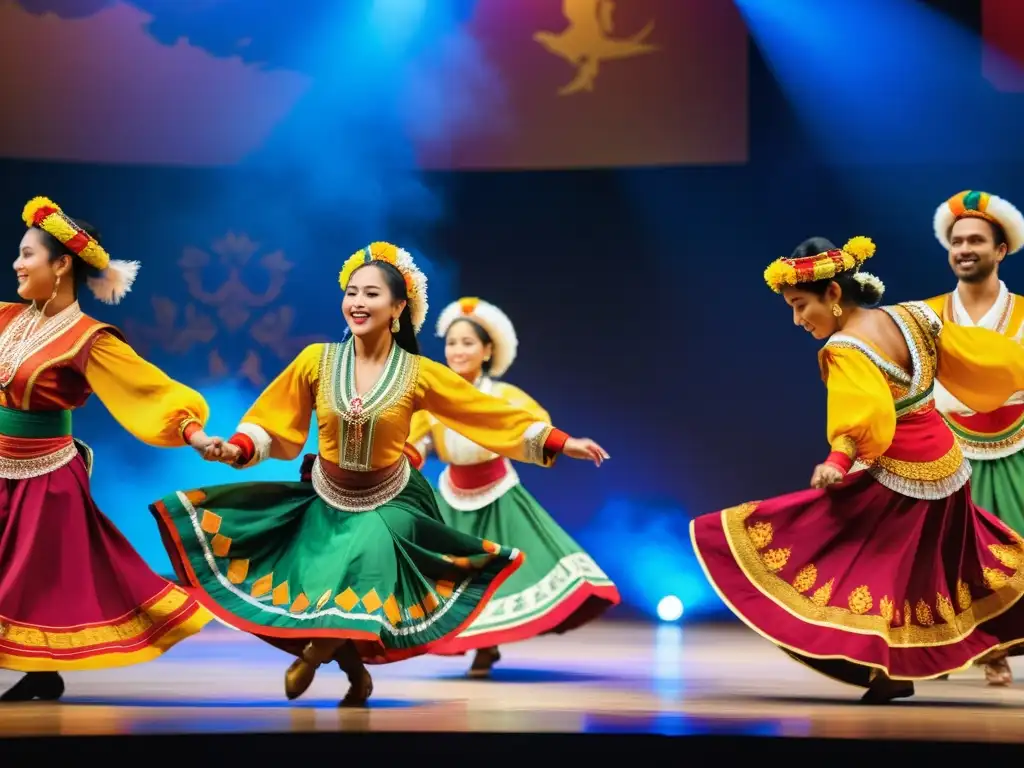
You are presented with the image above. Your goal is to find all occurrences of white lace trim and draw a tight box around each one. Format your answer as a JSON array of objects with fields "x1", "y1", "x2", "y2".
[
  {"x1": 0, "y1": 440, "x2": 77, "y2": 479},
  {"x1": 311, "y1": 455, "x2": 411, "y2": 512},
  {"x1": 234, "y1": 422, "x2": 272, "y2": 467},
  {"x1": 853, "y1": 458, "x2": 972, "y2": 500}
]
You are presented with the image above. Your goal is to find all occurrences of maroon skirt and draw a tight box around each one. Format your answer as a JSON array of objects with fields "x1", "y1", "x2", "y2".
[
  {"x1": 0, "y1": 452, "x2": 210, "y2": 672},
  {"x1": 691, "y1": 470, "x2": 1024, "y2": 684}
]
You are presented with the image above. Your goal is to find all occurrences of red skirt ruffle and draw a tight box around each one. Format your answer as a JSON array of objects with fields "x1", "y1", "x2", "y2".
[
  {"x1": 0, "y1": 453, "x2": 210, "y2": 671},
  {"x1": 691, "y1": 470, "x2": 1024, "y2": 684}
]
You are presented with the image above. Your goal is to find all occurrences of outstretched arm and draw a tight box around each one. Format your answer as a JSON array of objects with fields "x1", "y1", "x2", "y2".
[
  {"x1": 84, "y1": 331, "x2": 212, "y2": 450},
  {"x1": 416, "y1": 357, "x2": 608, "y2": 467},
  {"x1": 211, "y1": 344, "x2": 322, "y2": 468}
]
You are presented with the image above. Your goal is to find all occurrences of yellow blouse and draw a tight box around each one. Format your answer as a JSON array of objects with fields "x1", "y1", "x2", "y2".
[
  {"x1": 820, "y1": 344, "x2": 896, "y2": 464},
  {"x1": 408, "y1": 377, "x2": 551, "y2": 465},
  {"x1": 85, "y1": 333, "x2": 211, "y2": 448},
  {"x1": 232, "y1": 340, "x2": 559, "y2": 471},
  {"x1": 820, "y1": 301, "x2": 1024, "y2": 464}
]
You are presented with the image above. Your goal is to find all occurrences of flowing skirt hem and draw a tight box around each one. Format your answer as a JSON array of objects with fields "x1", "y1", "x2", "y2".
[
  {"x1": 0, "y1": 592, "x2": 212, "y2": 673},
  {"x1": 690, "y1": 515, "x2": 1024, "y2": 685},
  {"x1": 151, "y1": 497, "x2": 525, "y2": 664},
  {"x1": 432, "y1": 582, "x2": 621, "y2": 654}
]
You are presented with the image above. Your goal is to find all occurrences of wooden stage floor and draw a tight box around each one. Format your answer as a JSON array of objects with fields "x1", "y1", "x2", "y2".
[{"x1": 2, "y1": 620, "x2": 1024, "y2": 746}]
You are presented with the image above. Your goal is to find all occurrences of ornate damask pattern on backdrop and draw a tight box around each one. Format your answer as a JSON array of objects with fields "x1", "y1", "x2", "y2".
[{"x1": 123, "y1": 232, "x2": 326, "y2": 387}]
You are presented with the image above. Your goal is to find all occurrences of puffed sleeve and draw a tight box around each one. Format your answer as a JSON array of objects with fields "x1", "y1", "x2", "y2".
[
  {"x1": 225, "y1": 343, "x2": 322, "y2": 467},
  {"x1": 415, "y1": 357, "x2": 567, "y2": 467},
  {"x1": 819, "y1": 345, "x2": 897, "y2": 473},
  {"x1": 495, "y1": 382, "x2": 552, "y2": 423},
  {"x1": 84, "y1": 331, "x2": 210, "y2": 448},
  {"x1": 936, "y1": 322, "x2": 1024, "y2": 414}
]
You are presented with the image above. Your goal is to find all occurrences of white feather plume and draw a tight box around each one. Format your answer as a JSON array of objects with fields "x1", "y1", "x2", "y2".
[
  {"x1": 86, "y1": 259, "x2": 140, "y2": 305},
  {"x1": 393, "y1": 247, "x2": 428, "y2": 333}
]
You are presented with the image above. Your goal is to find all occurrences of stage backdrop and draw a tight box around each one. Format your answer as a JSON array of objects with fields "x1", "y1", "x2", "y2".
[
  {"x1": 0, "y1": 0, "x2": 747, "y2": 169},
  {"x1": 4, "y1": 152, "x2": 1024, "y2": 624}
]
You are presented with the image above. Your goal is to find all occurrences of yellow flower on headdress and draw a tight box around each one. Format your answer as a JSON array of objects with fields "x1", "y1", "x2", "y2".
[
  {"x1": 843, "y1": 236, "x2": 876, "y2": 264},
  {"x1": 338, "y1": 248, "x2": 367, "y2": 293},
  {"x1": 22, "y1": 196, "x2": 58, "y2": 227},
  {"x1": 764, "y1": 259, "x2": 797, "y2": 293}
]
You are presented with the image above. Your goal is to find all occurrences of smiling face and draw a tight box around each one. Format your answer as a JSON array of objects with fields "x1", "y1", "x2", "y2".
[
  {"x1": 948, "y1": 217, "x2": 1006, "y2": 283},
  {"x1": 14, "y1": 228, "x2": 69, "y2": 302},
  {"x1": 445, "y1": 319, "x2": 492, "y2": 380},
  {"x1": 341, "y1": 263, "x2": 406, "y2": 338},
  {"x1": 782, "y1": 282, "x2": 842, "y2": 340}
]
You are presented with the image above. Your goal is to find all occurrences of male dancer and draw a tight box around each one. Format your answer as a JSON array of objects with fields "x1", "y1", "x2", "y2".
[{"x1": 926, "y1": 189, "x2": 1024, "y2": 686}]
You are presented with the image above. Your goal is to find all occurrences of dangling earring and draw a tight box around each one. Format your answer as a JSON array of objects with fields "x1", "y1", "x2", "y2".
[
  {"x1": 391, "y1": 317, "x2": 400, "y2": 333},
  {"x1": 831, "y1": 304, "x2": 843, "y2": 318},
  {"x1": 37, "y1": 274, "x2": 60, "y2": 315}
]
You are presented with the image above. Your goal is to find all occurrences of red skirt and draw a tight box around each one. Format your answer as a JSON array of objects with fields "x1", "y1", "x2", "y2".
[
  {"x1": 691, "y1": 470, "x2": 1024, "y2": 684},
  {"x1": 0, "y1": 453, "x2": 211, "y2": 672}
]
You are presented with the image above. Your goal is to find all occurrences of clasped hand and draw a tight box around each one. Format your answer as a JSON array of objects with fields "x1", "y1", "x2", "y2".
[{"x1": 187, "y1": 430, "x2": 242, "y2": 465}]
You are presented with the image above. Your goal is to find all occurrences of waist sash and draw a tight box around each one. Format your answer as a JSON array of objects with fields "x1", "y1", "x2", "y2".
[{"x1": 0, "y1": 407, "x2": 72, "y2": 438}]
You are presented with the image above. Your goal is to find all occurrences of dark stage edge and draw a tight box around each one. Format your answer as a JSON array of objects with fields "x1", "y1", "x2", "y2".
[{"x1": 2, "y1": 731, "x2": 1022, "y2": 760}]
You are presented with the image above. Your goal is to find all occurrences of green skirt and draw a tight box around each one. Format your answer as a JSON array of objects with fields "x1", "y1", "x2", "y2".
[
  {"x1": 149, "y1": 468, "x2": 524, "y2": 664},
  {"x1": 969, "y1": 451, "x2": 1024, "y2": 536},
  {"x1": 429, "y1": 480, "x2": 619, "y2": 654}
]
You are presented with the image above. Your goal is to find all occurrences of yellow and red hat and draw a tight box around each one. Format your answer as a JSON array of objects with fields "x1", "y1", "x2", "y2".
[
  {"x1": 22, "y1": 196, "x2": 140, "y2": 305},
  {"x1": 763, "y1": 236, "x2": 876, "y2": 293}
]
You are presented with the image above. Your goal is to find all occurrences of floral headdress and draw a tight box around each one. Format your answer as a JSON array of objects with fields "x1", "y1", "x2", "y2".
[
  {"x1": 933, "y1": 190, "x2": 1024, "y2": 255},
  {"x1": 338, "y1": 241, "x2": 428, "y2": 333},
  {"x1": 764, "y1": 236, "x2": 878, "y2": 293},
  {"x1": 435, "y1": 297, "x2": 519, "y2": 378},
  {"x1": 22, "y1": 196, "x2": 140, "y2": 305}
]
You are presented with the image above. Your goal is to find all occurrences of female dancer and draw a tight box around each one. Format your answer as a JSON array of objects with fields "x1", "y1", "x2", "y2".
[
  {"x1": 150, "y1": 242, "x2": 608, "y2": 707},
  {"x1": 691, "y1": 235, "x2": 1024, "y2": 704},
  {"x1": 402, "y1": 297, "x2": 619, "y2": 677},
  {"x1": 0, "y1": 197, "x2": 213, "y2": 702}
]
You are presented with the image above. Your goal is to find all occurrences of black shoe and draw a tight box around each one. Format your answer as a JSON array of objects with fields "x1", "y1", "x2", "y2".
[{"x1": 0, "y1": 672, "x2": 65, "y2": 702}]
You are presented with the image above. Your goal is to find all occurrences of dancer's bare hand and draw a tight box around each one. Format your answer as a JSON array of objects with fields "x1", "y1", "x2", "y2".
[
  {"x1": 810, "y1": 462, "x2": 844, "y2": 489},
  {"x1": 206, "y1": 441, "x2": 242, "y2": 465},
  {"x1": 188, "y1": 429, "x2": 217, "y2": 454},
  {"x1": 562, "y1": 437, "x2": 610, "y2": 467},
  {"x1": 197, "y1": 436, "x2": 227, "y2": 461}
]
